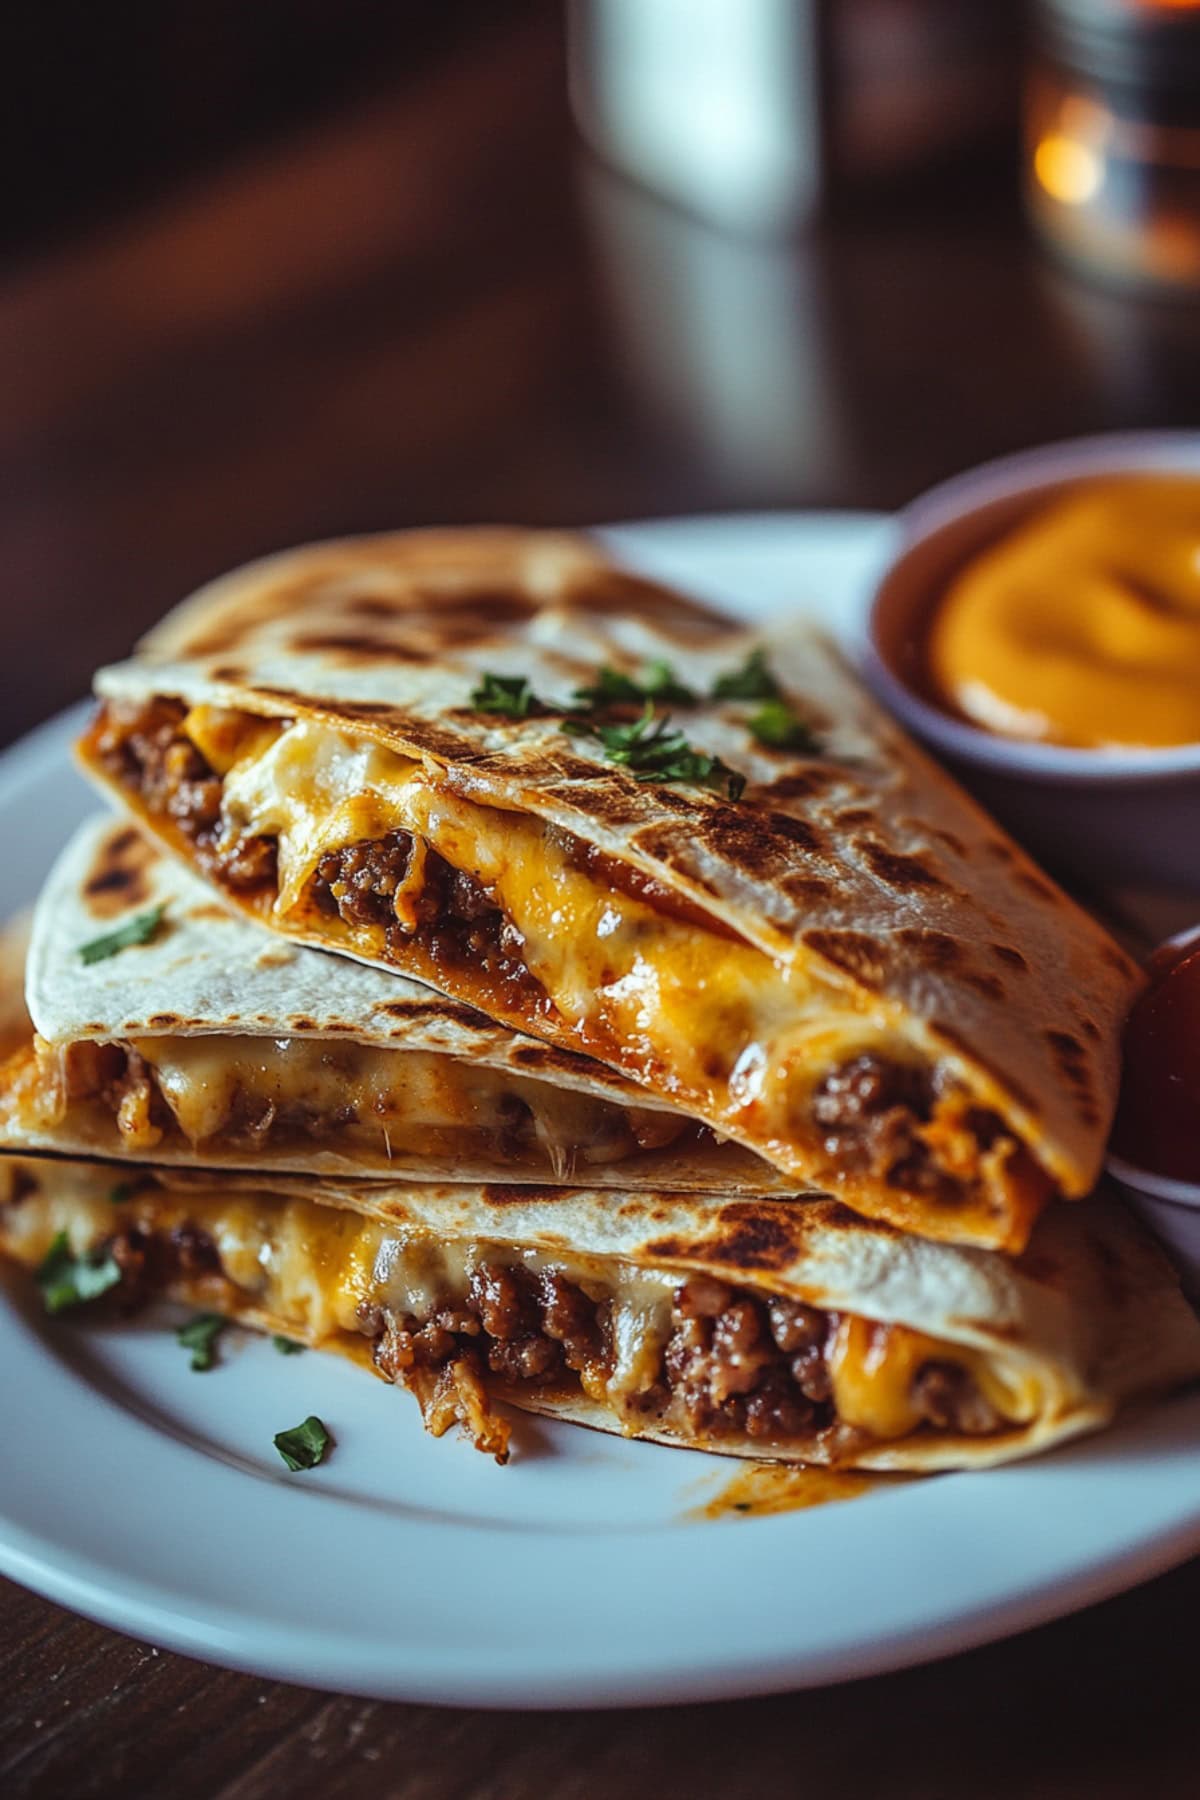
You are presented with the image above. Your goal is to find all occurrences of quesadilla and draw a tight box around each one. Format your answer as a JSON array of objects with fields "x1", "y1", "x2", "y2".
[
  {"x1": 77, "y1": 528, "x2": 1141, "y2": 1251},
  {"x1": 2, "y1": 1155, "x2": 1196, "y2": 1469},
  {"x1": 1, "y1": 814, "x2": 790, "y2": 1190}
]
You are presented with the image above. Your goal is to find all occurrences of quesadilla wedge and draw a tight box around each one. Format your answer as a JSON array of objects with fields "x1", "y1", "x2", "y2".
[
  {"x1": 0, "y1": 815, "x2": 791, "y2": 1190},
  {"x1": 2, "y1": 1156, "x2": 1196, "y2": 1469},
  {"x1": 78, "y1": 528, "x2": 1141, "y2": 1251}
]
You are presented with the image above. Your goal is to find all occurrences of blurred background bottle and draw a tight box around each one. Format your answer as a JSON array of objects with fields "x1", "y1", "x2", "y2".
[
  {"x1": 568, "y1": 0, "x2": 1017, "y2": 235},
  {"x1": 1026, "y1": 0, "x2": 1200, "y2": 296}
]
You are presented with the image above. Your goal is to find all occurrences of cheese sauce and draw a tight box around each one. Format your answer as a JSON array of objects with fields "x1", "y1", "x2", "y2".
[{"x1": 927, "y1": 474, "x2": 1200, "y2": 749}]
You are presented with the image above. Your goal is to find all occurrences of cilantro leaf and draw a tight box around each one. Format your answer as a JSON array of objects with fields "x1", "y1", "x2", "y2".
[
  {"x1": 274, "y1": 1414, "x2": 332, "y2": 1471},
  {"x1": 78, "y1": 904, "x2": 166, "y2": 967},
  {"x1": 177, "y1": 1312, "x2": 227, "y2": 1372},
  {"x1": 273, "y1": 1334, "x2": 305, "y2": 1355},
  {"x1": 748, "y1": 699, "x2": 822, "y2": 753},
  {"x1": 109, "y1": 1182, "x2": 135, "y2": 1204},
  {"x1": 564, "y1": 703, "x2": 744, "y2": 798},
  {"x1": 711, "y1": 647, "x2": 781, "y2": 702},
  {"x1": 35, "y1": 1231, "x2": 122, "y2": 1315},
  {"x1": 573, "y1": 660, "x2": 697, "y2": 710},
  {"x1": 469, "y1": 672, "x2": 540, "y2": 719}
]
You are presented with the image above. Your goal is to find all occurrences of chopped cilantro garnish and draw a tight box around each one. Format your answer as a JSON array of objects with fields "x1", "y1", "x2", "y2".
[
  {"x1": 573, "y1": 660, "x2": 697, "y2": 710},
  {"x1": 35, "y1": 1231, "x2": 122, "y2": 1315},
  {"x1": 177, "y1": 1312, "x2": 227, "y2": 1372},
  {"x1": 711, "y1": 647, "x2": 781, "y2": 702},
  {"x1": 748, "y1": 698, "x2": 822, "y2": 753},
  {"x1": 469, "y1": 672, "x2": 540, "y2": 719},
  {"x1": 79, "y1": 904, "x2": 166, "y2": 966},
  {"x1": 273, "y1": 1335, "x2": 305, "y2": 1355},
  {"x1": 564, "y1": 703, "x2": 744, "y2": 798},
  {"x1": 109, "y1": 1182, "x2": 135, "y2": 1205},
  {"x1": 274, "y1": 1414, "x2": 332, "y2": 1471}
]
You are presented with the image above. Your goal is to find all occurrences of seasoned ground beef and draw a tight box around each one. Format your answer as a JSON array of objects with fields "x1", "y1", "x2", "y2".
[
  {"x1": 664, "y1": 1279, "x2": 824, "y2": 1438},
  {"x1": 813, "y1": 1053, "x2": 966, "y2": 1203},
  {"x1": 312, "y1": 833, "x2": 422, "y2": 930},
  {"x1": 89, "y1": 703, "x2": 546, "y2": 1001},
  {"x1": 56, "y1": 1224, "x2": 1004, "y2": 1446},
  {"x1": 367, "y1": 1264, "x2": 1002, "y2": 1444},
  {"x1": 311, "y1": 834, "x2": 540, "y2": 1003},
  {"x1": 91, "y1": 699, "x2": 277, "y2": 893},
  {"x1": 105, "y1": 1220, "x2": 221, "y2": 1309},
  {"x1": 911, "y1": 1362, "x2": 1001, "y2": 1435},
  {"x1": 540, "y1": 1267, "x2": 606, "y2": 1374}
]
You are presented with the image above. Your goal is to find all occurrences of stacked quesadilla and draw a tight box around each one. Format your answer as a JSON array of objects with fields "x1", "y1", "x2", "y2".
[
  {"x1": 3, "y1": 1151, "x2": 1197, "y2": 1470},
  {"x1": 2, "y1": 815, "x2": 778, "y2": 1191},
  {"x1": 2, "y1": 528, "x2": 1196, "y2": 1471}
]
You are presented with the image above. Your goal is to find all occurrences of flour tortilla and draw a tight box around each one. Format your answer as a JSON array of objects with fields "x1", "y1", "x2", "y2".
[{"x1": 79, "y1": 528, "x2": 1142, "y2": 1244}]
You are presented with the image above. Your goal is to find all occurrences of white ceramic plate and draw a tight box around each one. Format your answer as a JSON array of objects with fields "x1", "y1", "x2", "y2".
[{"x1": 2, "y1": 512, "x2": 1199, "y2": 1711}]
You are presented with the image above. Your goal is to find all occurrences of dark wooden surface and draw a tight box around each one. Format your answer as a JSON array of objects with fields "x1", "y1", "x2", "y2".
[{"x1": 3, "y1": 11, "x2": 1199, "y2": 1796}]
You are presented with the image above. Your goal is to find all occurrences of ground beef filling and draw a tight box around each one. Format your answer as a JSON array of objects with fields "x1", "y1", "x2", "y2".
[
  {"x1": 105, "y1": 1220, "x2": 223, "y2": 1309},
  {"x1": 812, "y1": 1052, "x2": 1014, "y2": 1206},
  {"x1": 89, "y1": 699, "x2": 547, "y2": 997},
  {"x1": 365, "y1": 1263, "x2": 1002, "y2": 1444},
  {"x1": 90, "y1": 698, "x2": 278, "y2": 894},
  {"x1": 309, "y1": 833, "x2": 542, "y2": 1003},
  {"x1": 65, "y1": 1227, "x2": 1004, "y2": 1446},
  {"x1": 62, "y1": 1042, "x2": 175, "y2": 1148}
]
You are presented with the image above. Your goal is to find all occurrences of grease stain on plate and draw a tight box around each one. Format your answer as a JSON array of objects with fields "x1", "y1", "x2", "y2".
[{"x1": 689, "y1": 1461, "x2": 911, "y2": 1520}]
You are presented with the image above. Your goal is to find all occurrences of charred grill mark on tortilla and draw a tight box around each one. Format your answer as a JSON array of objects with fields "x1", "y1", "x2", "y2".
[{"x1": 83, "y1": 824, "x2": 156, "y2": 918}]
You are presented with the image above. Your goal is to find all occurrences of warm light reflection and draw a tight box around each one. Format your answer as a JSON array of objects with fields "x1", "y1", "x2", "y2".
[{"x1": 1034, "y1": 134, "x2": 1104, "y2": 205}]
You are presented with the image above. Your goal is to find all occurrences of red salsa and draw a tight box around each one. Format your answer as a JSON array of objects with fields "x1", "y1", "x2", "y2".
[{"x1": 1113, "y1": 938, "x2": 1200, "y2": 1183}]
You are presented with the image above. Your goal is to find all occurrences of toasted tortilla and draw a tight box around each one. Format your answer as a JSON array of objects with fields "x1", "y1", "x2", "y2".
[
  {"x1": 78, "y1": 528, "x2": 1142, "y2": 1251},
  {"x1": 2, "y1": 1155, "x2": 1196, "y2": 1470},
  {"x1": 0, "y1": 814, "x2": 792, "y2": 1191}
]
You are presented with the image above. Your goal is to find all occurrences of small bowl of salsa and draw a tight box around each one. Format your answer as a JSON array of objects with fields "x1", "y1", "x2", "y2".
[
  {"x1": 863, "y1": 432, "x2": 1200, "y2": 892},
  {"x1": 1108, "y1": 924, "x2": 1200, "y2": 1292}
]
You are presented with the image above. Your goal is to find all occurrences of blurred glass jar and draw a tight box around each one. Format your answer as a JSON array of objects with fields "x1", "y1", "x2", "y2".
[
  {"x1": 1026, "y1": 0, "x2": 1200, "y2": 295},
  {"x1": 567, "y1": 0, "x2": 1016, "y2": 236}
]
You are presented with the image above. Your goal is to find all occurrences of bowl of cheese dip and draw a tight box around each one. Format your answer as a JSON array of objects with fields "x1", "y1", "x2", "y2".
[{"x1": 864, "y1": 432, "x2": 1200, "y2": 893}]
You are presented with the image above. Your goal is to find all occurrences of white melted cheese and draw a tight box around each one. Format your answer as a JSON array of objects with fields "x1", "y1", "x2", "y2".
[
  {"x1": 220, "y1": 720, "x2": 426, "y2": 913},
  {"x1": 116, "y1": 1034, "x2": 673, "y2": 1169}
]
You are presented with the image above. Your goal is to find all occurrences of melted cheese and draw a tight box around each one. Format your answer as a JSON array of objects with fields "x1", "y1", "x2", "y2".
[
  {"x1": 828, "y1": 1313, "x2": 1039, "y2": 1439},
  {"x1": 214, "y1": 716, "x2": 943, "y2": 1167},
  {"x1": 43, "y1": 1034, "x2": 681, "y2": 1172}
]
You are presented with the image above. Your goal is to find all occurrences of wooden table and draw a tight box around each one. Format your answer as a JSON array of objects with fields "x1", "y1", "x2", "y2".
[{"x1": 2, "y1": 12, "x2": 1198, "y2": 1795}]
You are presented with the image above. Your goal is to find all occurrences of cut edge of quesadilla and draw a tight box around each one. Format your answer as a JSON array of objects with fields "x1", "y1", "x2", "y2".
[
  {"x1": 4, "y1": 1158, "x2": 1197, "y2": 1471},
  {"x1": 2, "y1": 815, "x2": 800, "y2": 1194},
  {"x1": 0, "y1": 1036, "x2": 785, "y2": 1190},
  {"x1": 78, "y1": 696, "x2": 1065, "y2": 1250}
]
